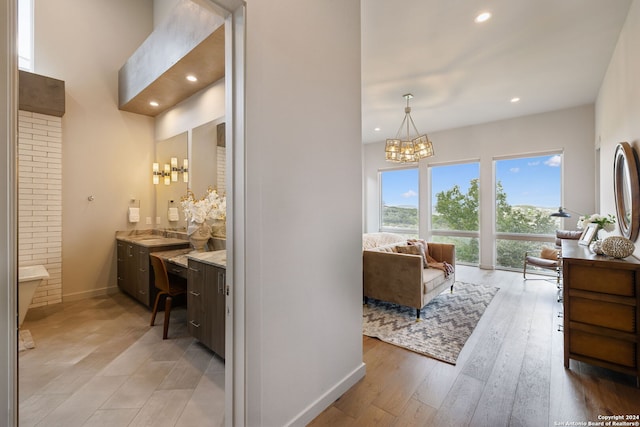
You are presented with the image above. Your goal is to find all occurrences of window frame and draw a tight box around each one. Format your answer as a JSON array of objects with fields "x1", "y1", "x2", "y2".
[
  {"x1": 493, "y1": 150, "x2": 564, "y2": 271},
  {"x1": 428, "y1": 160, "x2": 481, "y2": 265},
  {"x1": 378, "y1": 166, "x2": 420, "y2": 236}
]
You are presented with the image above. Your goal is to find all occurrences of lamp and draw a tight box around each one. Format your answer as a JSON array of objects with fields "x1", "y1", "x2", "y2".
[
  {"x1": 550, "y1": 207, "x2": 571, "y2": 218},
  {"x1": 152, "y1": 163, "x2": 161, "y2": 185},
  {"x1": 164, "y1": 164, "x2": 171, "y2": 185},
  {"x1": 171, "y1": 157, "x2": 179, "y2": 182},
  {"x1": 183, "y1": 159, "x2": 189, "y2": 183},
  {"x1": 550, "y1": 207, "x2": 584, "y2": 218},
  {"x1": 385, "y1": 94, "x2": 435, "y2": 163}
]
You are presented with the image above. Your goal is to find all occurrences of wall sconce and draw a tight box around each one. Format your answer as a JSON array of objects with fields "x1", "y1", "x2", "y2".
[
  {"x1": 153, "y1": 159, "x2": 188, "y2": 185},
  {"x1": 152, "y1": 163, "x2": 162, "y2": 185},
  {"x1": 164, "y1": 164, "x2": 171, "y2": 185},
  {"x1": 170, "y1": 157, "x2": 189, "y2": 183}
]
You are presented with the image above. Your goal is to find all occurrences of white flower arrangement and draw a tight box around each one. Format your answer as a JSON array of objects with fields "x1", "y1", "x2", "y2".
[
  {"x1": 181, "y1": 187, "x2": 226, "y2": 225},
  {"x1": 577, "y1": 213, "x2": 616, "y2": 232}
]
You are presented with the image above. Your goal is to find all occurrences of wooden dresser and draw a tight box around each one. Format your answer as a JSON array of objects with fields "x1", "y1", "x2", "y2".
[{"x1": 562, "y1": 240, "x2": 640, "y2": 386}]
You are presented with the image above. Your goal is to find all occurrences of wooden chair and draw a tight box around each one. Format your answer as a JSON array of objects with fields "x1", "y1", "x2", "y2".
[{"x1": 149, "y1": 254, "x2": 187, "y2": 339}]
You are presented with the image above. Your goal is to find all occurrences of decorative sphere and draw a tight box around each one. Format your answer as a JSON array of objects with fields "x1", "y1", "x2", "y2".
[
  {"x1": 589, "y1": 240, "x2": 604, "y2": 255},
  {"x1": 601, "y1": 236, "x2": 635, "y2": 259}
]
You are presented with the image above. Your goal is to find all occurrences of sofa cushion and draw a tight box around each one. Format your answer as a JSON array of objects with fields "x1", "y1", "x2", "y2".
[
  {"x1": 423, "y1": 268, "x2": 448, "y2": 294},
  {"x1": 363, "y1": 232, "x2": 407, "y2": 250}
]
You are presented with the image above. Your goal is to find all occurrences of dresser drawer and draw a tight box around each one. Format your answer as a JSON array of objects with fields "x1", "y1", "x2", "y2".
[
  {"x1": 570, "y1": 297, "x2": 637, "y2": 333},
  {"x1": 569, "y1": 265, "x2": 636, "y2": 296},
  {"x1": 570, "y1": 330, "x2": 637, "y2": 368}
]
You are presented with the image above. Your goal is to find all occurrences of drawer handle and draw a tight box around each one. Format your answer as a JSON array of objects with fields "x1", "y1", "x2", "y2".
[
  {"x1": 189, "y1": 267, "x2": 200, "y2": 272},
  {"x1": 189, "y1": 321, "x2": 200, "y2": 328},
  {"x1": 171, "y1": 268, "x2": 182, "y2": 274},
  {"x1": 189, "y1": 291, "x2": 201, "y2": 297}
]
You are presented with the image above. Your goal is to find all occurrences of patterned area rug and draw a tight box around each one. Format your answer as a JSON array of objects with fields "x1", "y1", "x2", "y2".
[{"x1": 363, "y1": 282, "x2": 499, "y2": 364}]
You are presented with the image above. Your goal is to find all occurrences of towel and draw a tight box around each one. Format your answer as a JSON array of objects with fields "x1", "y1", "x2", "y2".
[
  {"x1": 168, "y1": 207, "x2": 180, "y2": 222},
  {"x1": 128, "y1": 207, "x2": 140, "y2": 223}
]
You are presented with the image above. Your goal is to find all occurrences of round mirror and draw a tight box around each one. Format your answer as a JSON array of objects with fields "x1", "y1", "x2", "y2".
[{"x1": 613, "y1": 142, "x2": 640, "y2": 241}]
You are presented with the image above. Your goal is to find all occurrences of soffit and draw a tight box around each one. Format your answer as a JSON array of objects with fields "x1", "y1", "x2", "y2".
[{"x1": 119, "y1": 24, "x2": 224, "y2": 117}]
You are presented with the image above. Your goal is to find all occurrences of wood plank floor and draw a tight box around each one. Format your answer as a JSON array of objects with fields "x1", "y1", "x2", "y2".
[{"x1": 309, "y1": 265, "x2": 640, "y2": 427}]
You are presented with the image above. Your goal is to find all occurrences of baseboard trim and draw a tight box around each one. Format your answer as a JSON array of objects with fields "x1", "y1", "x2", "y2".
[
  {"x1": 285, "y1": 362, "x2": 366, "y2": 427},
  {"x1": 63, "y1": 286, "x2": 119, "y2": 302}
]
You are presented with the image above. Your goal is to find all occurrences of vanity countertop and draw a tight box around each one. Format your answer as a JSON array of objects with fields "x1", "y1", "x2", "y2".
[
  {"x1": 187, "y1": 250, "x2": 227, "y2": 269},
  {"x1": 115, "y1": 230, "x2": 189, "y2": 248}
]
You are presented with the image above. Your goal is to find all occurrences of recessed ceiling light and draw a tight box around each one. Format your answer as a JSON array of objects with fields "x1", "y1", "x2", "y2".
[
  {"x1": 186, "y1": 75, "x2": 198, "y2": 82},
  {"x1": 510, "y1": 97, "x2": 520, "y2": 103},
  {"x1": 475, "y1": 12, "x2": 491, "y2": 23},
  {"x1": 149, "y1": 101, "x2": 159, "y2": 107},
  {"x1": 374, "y1": 127, "x2": 381, "y2": 132}
]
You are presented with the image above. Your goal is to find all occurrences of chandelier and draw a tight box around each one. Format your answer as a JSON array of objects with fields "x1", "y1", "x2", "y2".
[{"x1": 385, "y1": 94, "x2": 434, "y2": 163}]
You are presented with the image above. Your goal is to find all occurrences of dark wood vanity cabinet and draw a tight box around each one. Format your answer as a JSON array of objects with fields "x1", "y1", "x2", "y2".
[
  {"x1": 187, "y1": 259, "x2": 225, "y2": 358},
  {"x1": 116, "y1": 239, "x2": 189, "y2": 308},
  {"x1": 562, "y1": 240, "x2": 640, "y2": 385}
]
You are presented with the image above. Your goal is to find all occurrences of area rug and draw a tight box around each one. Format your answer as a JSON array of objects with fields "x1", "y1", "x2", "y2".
[{"x1": 363, "y1": 282, "x2": 499, "y2": 364}]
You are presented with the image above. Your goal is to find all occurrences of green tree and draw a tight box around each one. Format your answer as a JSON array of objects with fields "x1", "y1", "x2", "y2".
[{"x1": 434, "y1": 179, "x2": 558, "y2": 267}]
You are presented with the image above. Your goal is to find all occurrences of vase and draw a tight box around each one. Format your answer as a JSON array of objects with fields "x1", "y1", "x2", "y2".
[
  {"x1": 211, "y1": 219, "x2": 226, "y2": 238},
  {"x1": 188, "y1": 221, "x2": 211, "y2": 252}
]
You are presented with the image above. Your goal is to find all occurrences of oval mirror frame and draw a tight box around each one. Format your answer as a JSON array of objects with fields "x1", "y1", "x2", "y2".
[{"x1": 613, "y1": 142, "x2": 640, "y2": 241}]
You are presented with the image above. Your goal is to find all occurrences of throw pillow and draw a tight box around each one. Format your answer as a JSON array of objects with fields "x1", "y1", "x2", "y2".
[
  {"x1": 540, "y1": 246, "x2": 559, "y2": 260},
  {"x1": 396, "y1": 245, "x2": 429, "y2": 268},
  {"x1": 396, "y1": 244, "x2": 423, "y2": 259},
  {"x1": 407, "y1": 239, "x2": 429, "y2": 266}
]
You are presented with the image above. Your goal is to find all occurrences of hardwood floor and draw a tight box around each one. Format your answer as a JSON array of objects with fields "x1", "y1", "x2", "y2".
[
  {"x1": 309, "y1": 265, "x2": 640, "y2": 427},
  {"x1": 18, "y1": 292, "x2": 224, "y2": 427}
]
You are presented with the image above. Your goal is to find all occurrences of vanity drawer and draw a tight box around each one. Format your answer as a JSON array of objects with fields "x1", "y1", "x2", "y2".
[
  {"x1": 568, "y1": 265, "x2": 636, "y2": 296},
  {"x1": 570, "y1": 297, "x2": 637, "y2": 333},
  {"x1": 167, "y1": 263, "x2": 187, "y2": 279}
]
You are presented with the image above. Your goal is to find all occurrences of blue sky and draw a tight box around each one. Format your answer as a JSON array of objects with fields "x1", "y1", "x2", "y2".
[{"x1": 382, "y1": 154, "x2": 561, "y2": 208}]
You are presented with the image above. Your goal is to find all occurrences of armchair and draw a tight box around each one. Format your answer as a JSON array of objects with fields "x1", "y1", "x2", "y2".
[{"x1": 523, "y1": 230, "x2": 582, "y2": 283}]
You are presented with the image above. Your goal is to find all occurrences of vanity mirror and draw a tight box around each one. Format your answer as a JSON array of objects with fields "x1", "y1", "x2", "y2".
[
  {"x1": 154, "y1": 119, "x2": 225, "y2": 231},
  {"x1": 613, "y1": 141, "x2": 640, "y2": 241}
]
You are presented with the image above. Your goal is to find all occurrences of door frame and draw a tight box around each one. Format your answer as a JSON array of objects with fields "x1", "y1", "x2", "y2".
[{"x1": 0, "y1": 1, "x2": 247, "y2": 425}]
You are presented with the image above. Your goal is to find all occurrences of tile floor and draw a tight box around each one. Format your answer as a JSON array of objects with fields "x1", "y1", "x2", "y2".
[{"x1": 18, "y1": 292, "x2": 225, "y2": 427}]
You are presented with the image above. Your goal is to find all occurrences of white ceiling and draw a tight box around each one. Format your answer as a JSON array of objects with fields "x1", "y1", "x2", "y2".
[{"x1": 361, "y1": 0, "x2": 633, "y2": 144}]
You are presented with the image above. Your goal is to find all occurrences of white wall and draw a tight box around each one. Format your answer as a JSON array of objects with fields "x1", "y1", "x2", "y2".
[
  {"x1": 243, "y1": 0, "x2": 364, "y2": 425},
  {"x1": 34, "y1": 0, "x2": 155, "y2": 300},
  {"x1": 364, "y1": 105, "x2": 596, "y2": 268},
  {"x1": 595, "y1": 0, "x2": 640, "y2": 253}
]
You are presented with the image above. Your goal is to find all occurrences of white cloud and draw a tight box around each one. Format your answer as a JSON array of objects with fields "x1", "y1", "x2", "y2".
[
  {"x1": 510, "y1": 167, "x2": 520, "y2": 173},
  {"x1": 545, "y1": 155, "x2": 562, "y2": 167},
  {"x1": 528, "y1": 161, "x2": 540, "y2": 166},
  {"x1": 402, "y1": 190, "x2": 418, "y2": 198}
]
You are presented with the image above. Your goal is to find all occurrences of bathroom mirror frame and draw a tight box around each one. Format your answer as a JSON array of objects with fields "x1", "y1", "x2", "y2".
[{"x1": 613, "y1": 141, "x2": 640, "y2": 241}]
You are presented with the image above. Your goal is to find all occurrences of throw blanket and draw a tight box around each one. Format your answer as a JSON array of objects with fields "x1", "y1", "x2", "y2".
[{"x1": 408, "y1": 239, "x2": 455, "y2": 278}]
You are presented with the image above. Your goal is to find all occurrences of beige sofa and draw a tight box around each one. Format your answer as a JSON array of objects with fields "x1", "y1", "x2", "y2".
[{"x1": 363, "y1": 232, "x2": 456, "y2": 318}]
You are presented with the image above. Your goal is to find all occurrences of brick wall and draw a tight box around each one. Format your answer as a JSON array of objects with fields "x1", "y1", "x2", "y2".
[
  {"x1": 18, "y1": 110, "x2": 62, "y2": 307},
  {"x1": 217, "y1": 146, "x2": 226, "y2": 193}
]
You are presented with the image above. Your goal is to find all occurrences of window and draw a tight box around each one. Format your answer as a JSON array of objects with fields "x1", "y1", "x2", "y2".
[
  {"x1": 18, "y1": 0, "x2": 33, "y2": 71},
  {"x1": 430, "y1": 162, "x2": 480, "y2": 264},
  {"x1": 494, "y1": 153, "x2": 562, "y2": 270},
  {"x1": 379, "y1": 168, "x2": 418, "y2": 237}
]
